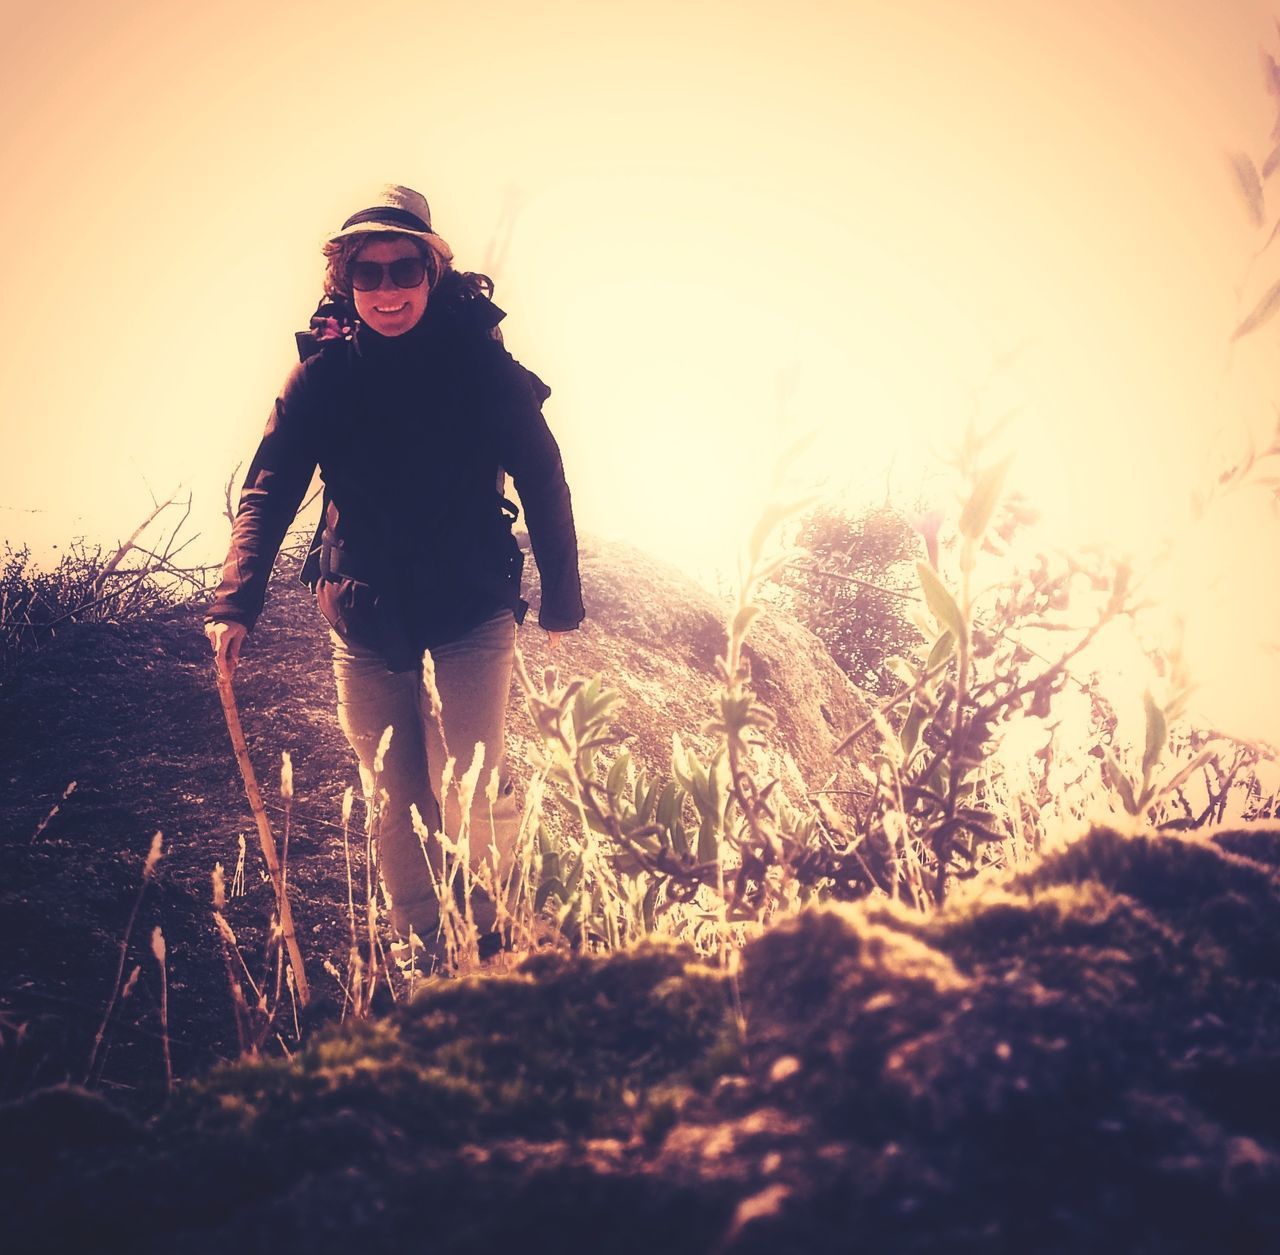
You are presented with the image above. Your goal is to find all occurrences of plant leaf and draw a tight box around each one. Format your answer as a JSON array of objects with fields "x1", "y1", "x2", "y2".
[
  {"x1": 641, "y1": 876, "x2": 661, "y2": 934},
  {"x1": 1260, "y1": 215, "x2": 1280, "y2": 261},
  {"x1": 1141, "y1": 690, "x2": 1167, "y2": 782},
  {"x1": 563, "y1": 857, "x2": 583, "y2": 898},
  {"x1": 696, "y1": 816, "x2": 718, "y2": 863},
  {"x1": 927, "y1": 629, "x2": 956, "y2": 670},
  {"x1": 1231, "y1": 277, "x2": 1280, "y2": 341},
  {"x1": 1155, "y1": 747, "x2": 1217, "y2": 801},
  {"x1": 1229, "y1": 151, "x2": 1265, "y2": 228},
  {"x1": 959, "y1": 454, "x2": 1014, "y2": 542},
  {"x1": 606, "y1": 749, "x2": 631, "y2": 801},
  {"x1": 899, "y1": 702, "x2": 925, "y2": 757},
  {"x1": 916, "y1": 561, "x2": 967, "y2": 644},
  {"x1": 671, "y1": 731, "x2": 688, "y2": 778},
  {"x1": 1163, "y1": 685, "x2": 1195, "y2": 724},
  {"x1": 535, "y1": 876, "x2": 565, "y2": 912},
  {"x1": 886, "y1": 655, "x2": 917, "y2": 686},
  {"x1": 747, "y1": 498, "x2": 805, "y2": 567},
  {"x1": 1103, "y1": 751, "x2": 1139, "y2": 815},
  {"x1": 656, "y1": 781, "x2": 681, "y2": 833},
  {"x1": 730, "y1": 602, "x2": 761, "y2": 641}
]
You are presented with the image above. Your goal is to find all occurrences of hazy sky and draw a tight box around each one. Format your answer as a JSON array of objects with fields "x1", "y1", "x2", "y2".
[{"x1": 3, "y1": 0, "x2": 1279, "y2": 739}]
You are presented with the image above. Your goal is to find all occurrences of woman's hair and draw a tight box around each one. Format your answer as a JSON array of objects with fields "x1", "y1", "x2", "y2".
[
  {"x1": 321, "y1": 232, "x2": 453, "y2": 300},
  {"x1": 321, "y1": 232, "x2": 496, "y2": 307}
]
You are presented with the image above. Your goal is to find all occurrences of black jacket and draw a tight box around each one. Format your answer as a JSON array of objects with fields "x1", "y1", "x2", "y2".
[{"x1": 207, "y1": 276, "x2": 584, "y2": 670}]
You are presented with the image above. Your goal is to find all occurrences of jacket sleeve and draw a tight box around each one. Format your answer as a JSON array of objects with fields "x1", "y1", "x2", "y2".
[
  {"x1": 206, "y1": 362, "x2": 320, "y2": 631},
  {"x1": 479, "y1": 338, "x2": 586, "y2": 632}
]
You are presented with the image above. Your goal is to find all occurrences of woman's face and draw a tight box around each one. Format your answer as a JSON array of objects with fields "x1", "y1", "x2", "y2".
[{"x1": 349, "y1": 235, "x2": 430, "y2": 337}]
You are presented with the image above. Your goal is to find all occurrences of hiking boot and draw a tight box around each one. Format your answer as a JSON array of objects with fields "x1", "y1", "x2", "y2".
[{"x1": 477, "y1": 929, "x2": 512, "y2": 962}]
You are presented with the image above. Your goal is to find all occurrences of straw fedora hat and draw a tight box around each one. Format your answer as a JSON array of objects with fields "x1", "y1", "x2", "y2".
[{"x1": 327, "y1": 183, "x2": 454, "y2": 263}]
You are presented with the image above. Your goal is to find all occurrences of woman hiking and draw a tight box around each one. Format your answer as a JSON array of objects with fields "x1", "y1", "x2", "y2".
[{"x1": 205, "y1": 182, "x2": 584, "y2": 963}]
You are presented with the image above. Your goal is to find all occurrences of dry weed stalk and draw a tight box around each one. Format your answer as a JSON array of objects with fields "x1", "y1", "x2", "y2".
[
  {"x1": 336, "y1": 786, "x2": 369, "y2": 1018},
  {"x1": 231, "y1": 834, "x2": 246, "y2": 897},
  {"x1": 150, "y1": 927, "x2": 172, "y2": 1095},
  {"x1": 85, "y1": 831, "x2": 163, "y2": 1085},
  {"x1": 344, "y1": 726, "x2": 396, "y2": 1016},
  {"x1": 211, "y1": 860, "x2": 299, "y2": 1058},
  {"x1": 211, "y1": 862, "x2": 254, "y2": 1054}
]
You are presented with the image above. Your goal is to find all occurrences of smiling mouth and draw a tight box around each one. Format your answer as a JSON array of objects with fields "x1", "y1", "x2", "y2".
[{"x1": 374, "y1": 303, "x2": 409, "y2": 315}]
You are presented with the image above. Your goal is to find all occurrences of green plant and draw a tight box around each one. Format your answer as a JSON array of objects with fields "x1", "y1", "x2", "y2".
[
  {"x1": 514, "y1": 495, "x2": 837, "y2": 960},
  {"x1": 515, "y1": 667, "x2": 690, "y2": 950},
  {"x1": 824, "y1": 414, "x2": 1143, "y2": 905}
]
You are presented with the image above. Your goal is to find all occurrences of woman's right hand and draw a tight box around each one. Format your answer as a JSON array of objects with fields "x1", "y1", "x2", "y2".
[{"x1": 205, "y1": 620, "x2": 249, "y2": 680}]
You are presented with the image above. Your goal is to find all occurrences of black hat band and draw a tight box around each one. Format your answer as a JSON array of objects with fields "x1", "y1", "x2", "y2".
[{"x1": 341, "y1": 206, "x2": 431, "y2": 232}]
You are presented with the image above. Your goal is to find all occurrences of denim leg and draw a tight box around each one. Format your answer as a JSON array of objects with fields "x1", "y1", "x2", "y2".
[
  {"x1": 422, "y1": 610, "x2": 521, "y2": 911},
  {"x1": 330, "y1": 633, "x2": 442, "y2": 940}
]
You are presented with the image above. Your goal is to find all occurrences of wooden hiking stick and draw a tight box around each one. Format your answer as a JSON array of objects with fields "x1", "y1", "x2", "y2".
[{"x1": 213, "y1": 662, "x2": 311, "y2": 1007}]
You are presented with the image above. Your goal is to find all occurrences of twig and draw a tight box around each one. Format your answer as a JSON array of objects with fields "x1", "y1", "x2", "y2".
[
  {"x1": 40, "y1": 561, "x2": 174, "y2": 630},
  {"x1": 120, "y1": 494, "x2": 194, "y2": 615},
  {"x1": 88, "y1": 493, "x2": 180, "y2": 603},
  {"x1": 30, "y1": 781, "x2": 77, "y2": 843},
  {"x1": 785, "y1": 560, "x2": 923, "y2": 602},
  {"x1": 212, "y1": 663, "x2": 311, "y2": 1007},
  {"x1": 224, "y1": 464, "x2": 243, "y2": 525}
]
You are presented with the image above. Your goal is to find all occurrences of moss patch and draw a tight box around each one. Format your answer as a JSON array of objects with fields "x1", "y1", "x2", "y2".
[{"x1": 4, "y1": 826, "x2": 1280, "y2": 1253}]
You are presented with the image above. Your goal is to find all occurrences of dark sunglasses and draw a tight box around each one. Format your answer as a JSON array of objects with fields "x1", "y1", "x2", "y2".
[{"x1": 349, "y1": 256, "x2": 428, "y2": 292}]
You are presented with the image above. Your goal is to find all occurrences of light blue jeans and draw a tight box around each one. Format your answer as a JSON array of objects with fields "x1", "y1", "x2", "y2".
[{"x1": 330, "y1": 608, "x2": 520, "y2": 940}]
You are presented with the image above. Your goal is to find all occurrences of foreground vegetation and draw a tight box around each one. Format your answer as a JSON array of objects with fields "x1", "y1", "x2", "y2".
[{"x1": 3, "y1": 825, "x2": 1277, "y2": 1252}]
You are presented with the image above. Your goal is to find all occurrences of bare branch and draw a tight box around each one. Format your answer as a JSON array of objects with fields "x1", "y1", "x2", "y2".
[
  {"x1": 224, "y1": 462, "x2": 243, "y2": 525},
  {"x1": 89, "y1": 492, "x2": 181, "y2": 603},
  {"x1": 785, "y1": 560, "x2": 922, "y2": 603}
]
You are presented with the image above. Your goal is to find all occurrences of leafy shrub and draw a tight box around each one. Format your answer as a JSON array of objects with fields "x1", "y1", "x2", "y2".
[{"x1": 777, "y1": 502, "x2": 925, "y2": 696}]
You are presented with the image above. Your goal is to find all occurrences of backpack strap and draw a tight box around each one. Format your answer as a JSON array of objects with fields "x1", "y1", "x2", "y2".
[{"x1": 296, "y1": 296, "x2": 358, "y2": 362}]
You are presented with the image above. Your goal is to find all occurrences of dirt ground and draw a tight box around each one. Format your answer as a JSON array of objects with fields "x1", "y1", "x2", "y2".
[{"x1": 0, "y1": 567, "x2": 398, "y2": 1105}]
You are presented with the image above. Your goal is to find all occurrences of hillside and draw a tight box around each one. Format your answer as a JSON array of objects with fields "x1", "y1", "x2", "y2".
[{"x1": 0, "y1": 535, "x2": 872, "y2": 1093}]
